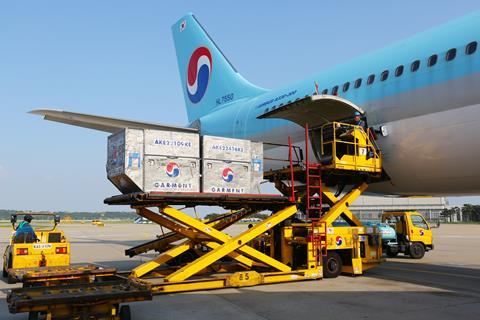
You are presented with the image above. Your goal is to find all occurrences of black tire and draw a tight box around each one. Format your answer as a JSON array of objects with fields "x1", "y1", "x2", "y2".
[
  {"x1": 386, "y1": 247, "x2": 399, "y2": 258},
  {"x1": 323, "y1": 252, "x2": 342, "y2": 278},
  {"x1": 3, "y1": 250, "x2": 11, "y2": 278},
  {"x1": 28, "y1": 312, "x2": 39, "y2": 320},
  {"x1": 5, "y1": 253, "x2": 13, "y2": 282},
  {"x1": 120, "y1": 305, "x2": 131, "y2": 320},
  {"x1": 409, "y1": 242, "x2": 425, "y2": 259}
]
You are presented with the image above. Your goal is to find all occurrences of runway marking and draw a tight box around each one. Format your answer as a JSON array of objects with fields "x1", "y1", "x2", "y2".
[{"x1": 382, "y1": 265, "x2": 480, "y2": 280}]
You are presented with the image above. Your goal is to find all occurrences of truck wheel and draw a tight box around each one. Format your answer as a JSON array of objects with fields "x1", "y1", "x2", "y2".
[
  {"x1": 323, "y1": 252, "x2": 342, "y2": 278},
  {"x1": 2, "y1": 267, "x2": 7, "y2": 278},
  {"x1": 409, "y1": 243, "x2": 425, "y2": 259},
  {"x1": 5, "y1": 253, "x2": 13, "y2": 281},
  {"x1": 386, "y1": 247, "x2": 398, "y2": 258},
  {"x1": 119, "y1": 305, "x2": 131, "y2": 320}
]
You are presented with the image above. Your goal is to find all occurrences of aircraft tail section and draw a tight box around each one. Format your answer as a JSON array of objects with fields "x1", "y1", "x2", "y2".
[{"x1": 172, "y1": 14, "x2": 267, "y2": 123}]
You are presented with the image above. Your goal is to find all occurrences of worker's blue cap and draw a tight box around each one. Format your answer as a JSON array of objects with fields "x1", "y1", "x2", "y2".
[{"x1": 354, "y1": 111, "x2": 361, "y2": 116}]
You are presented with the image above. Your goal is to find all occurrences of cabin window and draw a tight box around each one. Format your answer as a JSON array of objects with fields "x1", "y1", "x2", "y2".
[
  {"x1": 411, "y1": 60, "x2": 420, "y2": 72},
  {"x1": 332, "y1": 85, "x2": 339, "y2": 95},
  {"x1": 367, "y1": 74, "x2": 375, "y2": 85},
  {"x1": 354, "y1": 78, "x2": 362, "y2": 88},
  {"x1": 395, "y1": 65, "x2": 404, "y2": 77},
  {"x1": 380, "y1": 70, "x2": 389, "y2": 81},
  {"x1": 343, "y1": 82, "x2": 350, "y2": 92},
  {"x1": 446, "y1": 48, "x2": 457, "y2": 61},
  {"x1": 428, "y1": 54, "x2": 438, "y2": 67},
  {"x1": 411, "y1": 215, "x2": 429, "y2": 230},
  {"x1": 321, "y1": 88, "x2": 328, "y2": 95},
  {"x1": 466, "y1": 41, "x2": 477, "y2": 55}
]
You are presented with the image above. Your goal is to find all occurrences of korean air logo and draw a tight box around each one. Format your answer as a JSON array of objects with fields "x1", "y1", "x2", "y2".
[
  {"x1": 222, "y1": 168, "x2": 234, "y2": 182},
  {"x1": 186, "y1": 46, "x2": 212, "y2": 103},
  {"x1": 165, "y1": 162, "x2": 180, "y2": 178},
  {"x1": 335, "y1": 236, "x2": 343, "y2": 246},
  {"x1": 419, "y1": 229, "x2": 424, "y2": 236}
]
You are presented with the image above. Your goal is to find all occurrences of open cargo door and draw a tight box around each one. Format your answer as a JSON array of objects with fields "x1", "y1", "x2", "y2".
[
  {"x1": 257, "y1": 94, "x2": 364, "y2": 127},
  {"x1": 259, "y1": 94, "x2": 389, "y2": 184}
]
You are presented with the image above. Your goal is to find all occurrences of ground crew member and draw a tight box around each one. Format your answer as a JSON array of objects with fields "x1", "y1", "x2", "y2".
[
  {"x1": 15, "y1": 214, "x2": 38, "y2": 242},
  {"x1": 353, "y1": 111, "x2": 366, "y2": 131}
]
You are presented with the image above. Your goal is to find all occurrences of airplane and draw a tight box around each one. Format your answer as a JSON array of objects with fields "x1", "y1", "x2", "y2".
[{"x1": 30, "y1": 11, "x2": 480, "y2": 196}]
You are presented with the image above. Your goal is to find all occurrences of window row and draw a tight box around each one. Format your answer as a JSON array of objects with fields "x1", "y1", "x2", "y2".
[{"x1": 321, "y1": 41, "x2": 477, "y2": 95}]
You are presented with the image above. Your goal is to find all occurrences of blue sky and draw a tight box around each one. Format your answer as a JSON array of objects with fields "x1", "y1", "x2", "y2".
[{"x1": 1, "y1": 1, "x2": 480, "y2": 211}]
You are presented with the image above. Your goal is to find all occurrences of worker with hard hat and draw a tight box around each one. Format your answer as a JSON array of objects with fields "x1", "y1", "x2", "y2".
[
  {"x1": 353, "y1": 111, "x2": 366, "y2": 131},
  {"x1": 15, "y1": 214, "x2": 38, "y2": 242}
]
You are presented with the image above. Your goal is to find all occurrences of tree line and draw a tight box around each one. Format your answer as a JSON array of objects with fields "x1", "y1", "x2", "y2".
[
  {"x1": 0, "y1": 209, "x2": 136, "y2": 221},
  {"x1": 441, "y1": 204, "x2": 480, "y2": 222}
]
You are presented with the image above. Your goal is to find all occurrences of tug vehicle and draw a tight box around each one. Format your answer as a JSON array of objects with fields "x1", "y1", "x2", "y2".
[{"x1": 3, "y1": 213, "x2": 70, "y2": 281}]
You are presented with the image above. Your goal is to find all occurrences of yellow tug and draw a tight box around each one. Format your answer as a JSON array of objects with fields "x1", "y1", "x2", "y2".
[{"x1": 3, "y1": 213, "x2": 70, "y2": 282}]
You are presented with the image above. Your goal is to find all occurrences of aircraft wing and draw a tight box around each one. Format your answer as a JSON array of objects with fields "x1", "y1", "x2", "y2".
[{"x1": 29, "y1": 109, "x2": 198, "y2": 133}]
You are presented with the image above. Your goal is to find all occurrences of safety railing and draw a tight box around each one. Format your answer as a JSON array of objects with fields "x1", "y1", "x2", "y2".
[
  {"x1": 318, "y1": 122, "x2": 382, "y2": 173},
  {"x1": 262, "y1": 142, "x2": 304, "y2": 166}
]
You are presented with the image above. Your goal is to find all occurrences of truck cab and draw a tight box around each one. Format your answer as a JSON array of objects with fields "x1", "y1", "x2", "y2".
[{"x1": 381, "y1": 211, "x2": 433, "y2": 259}]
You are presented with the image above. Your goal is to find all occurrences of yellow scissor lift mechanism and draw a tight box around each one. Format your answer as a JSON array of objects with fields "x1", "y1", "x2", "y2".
[
  {"x1": 108, "y1": 194, "x2": 325, "y2": 294},
  {"x1": 99, "y1": 120, "x2": 386, "y2": 295}
]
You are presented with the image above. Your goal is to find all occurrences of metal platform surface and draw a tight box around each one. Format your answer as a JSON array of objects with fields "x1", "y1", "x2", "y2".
[
  {"x1": 7, "y1": 278, "x2": 152, "y2": 314},
  {"x1": 8, "y1": 264, "x2": 117, "y2": 284},
  {"x1": 104, "y1": 192, "x2": 293, "y2": 210}
]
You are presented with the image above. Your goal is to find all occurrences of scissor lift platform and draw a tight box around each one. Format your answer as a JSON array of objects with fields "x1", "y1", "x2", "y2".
[
  {"x1": 105, "y1": 192, "x2": 327, "y2": 294},
  {"x1": 7, "y1": 264, "x2": 117, "y2": 286},
  {"x1": 7, "y1": 277, "x2": 151, "y2": 320},
  {"x1": 104, "y1": 191, "x2": 293, "y2": 209}
]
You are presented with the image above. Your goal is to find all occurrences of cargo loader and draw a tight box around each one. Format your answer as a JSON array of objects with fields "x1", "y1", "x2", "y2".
[
  {"x1": 7, "y1": 115, "x2": 391, "y2": 319},
  {"x1": 106, "y1": 120, "x2": 385, "y2": 295}
]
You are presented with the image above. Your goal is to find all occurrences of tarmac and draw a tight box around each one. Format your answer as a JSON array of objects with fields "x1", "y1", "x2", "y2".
[{"x1": 1, "y1": 223, "x2": 479, "y2": 319}]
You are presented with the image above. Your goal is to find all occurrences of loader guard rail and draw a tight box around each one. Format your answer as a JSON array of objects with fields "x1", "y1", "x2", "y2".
[{"x1": 312, "y1": 122, "x2": 382, "y2": 174}]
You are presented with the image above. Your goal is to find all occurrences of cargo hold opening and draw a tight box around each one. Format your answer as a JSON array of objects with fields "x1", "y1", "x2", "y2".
[{"x1": 257, "y1": 94, "x2": 367, "y2": 162}]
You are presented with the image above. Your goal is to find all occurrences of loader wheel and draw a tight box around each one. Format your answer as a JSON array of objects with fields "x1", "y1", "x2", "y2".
[
  {"x1": 409, "y1": 242, "x2": 425, "y2": 259},
  {"x1": 323, "y1": 252, "x2": 342, "y2": 278},
  {"x1": 4, "y1": 253, "x2": 12, "y2": 280},
  {"x1": 120, "y1": 305, "x2": 131, "y2": 320}
]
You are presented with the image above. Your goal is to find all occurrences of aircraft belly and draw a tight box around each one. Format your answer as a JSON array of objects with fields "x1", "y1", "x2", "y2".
[
  {"x1": 371, "y1": 103, "x2": 480, "y2": 195},
  {"x1": 257, "y1": 103, "x2": 480, "y2": 196}
]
